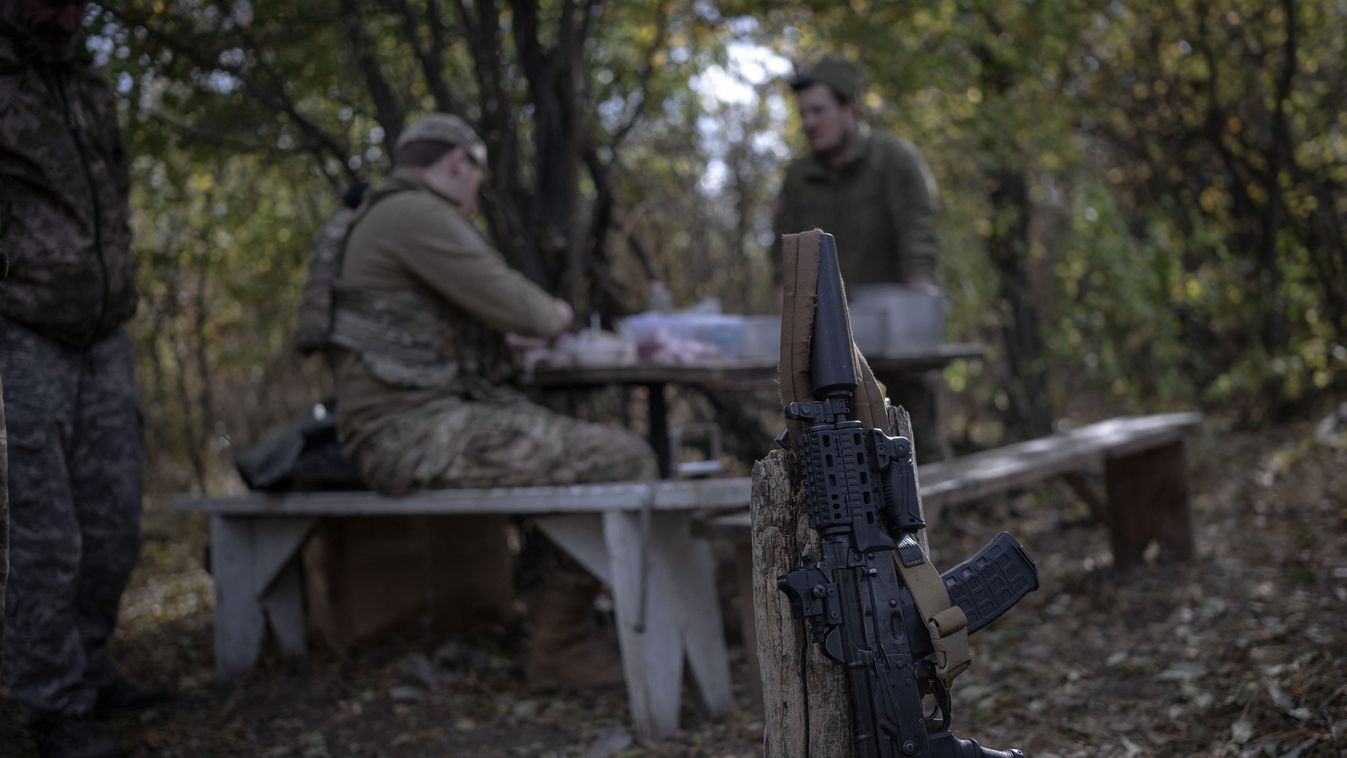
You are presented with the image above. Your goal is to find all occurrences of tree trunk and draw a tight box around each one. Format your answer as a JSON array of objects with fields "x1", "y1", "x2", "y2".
[
  {"x1": 752, "y1": 448, "x2": 848, "y2": 758},
  {"x1": 986, "y1": 165, "x2": 1054, "y2": 439},
  {"x1": 974, "y1": 31, "x2": 1053, "y2": 440}
]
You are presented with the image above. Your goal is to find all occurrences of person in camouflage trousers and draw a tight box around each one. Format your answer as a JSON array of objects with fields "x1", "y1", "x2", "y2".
[
  {"x1": 327, "y1": 113, "x2": 655, "y2": 689},
  {"x1": 1, "y1": 3, "x2": 162, "y2": 756}
]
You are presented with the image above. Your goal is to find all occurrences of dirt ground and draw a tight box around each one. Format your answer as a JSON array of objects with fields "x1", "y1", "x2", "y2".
[{"x1": 2, "y1": 412, "x2": 1345, "y2": 757}]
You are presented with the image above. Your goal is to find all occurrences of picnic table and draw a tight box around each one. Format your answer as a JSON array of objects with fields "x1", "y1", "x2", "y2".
[{"x1": 527, "y1": 342, "x2": 984, "y2": 476}]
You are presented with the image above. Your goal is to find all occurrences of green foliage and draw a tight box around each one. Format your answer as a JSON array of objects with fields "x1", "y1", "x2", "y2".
[
  {"x1": 82, "y1": 0, "x2": 1347, "y2": 487},
  {"x1": 749, "y1": 0, "x2": 1346, "y2": 434}
]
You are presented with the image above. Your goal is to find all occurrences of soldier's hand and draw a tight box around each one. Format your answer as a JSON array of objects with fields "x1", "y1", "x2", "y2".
[
  {"x1": 505, "y1": 334, "x2": 547, "y2": 351},
  {"x1": 554, "y1": 299, "x2": 574, "y2": 329}
]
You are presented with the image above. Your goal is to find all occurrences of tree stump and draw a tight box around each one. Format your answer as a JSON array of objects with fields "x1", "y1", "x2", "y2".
[{"x1": 753, "y1": 407, "x2": 924, "y2": 757}]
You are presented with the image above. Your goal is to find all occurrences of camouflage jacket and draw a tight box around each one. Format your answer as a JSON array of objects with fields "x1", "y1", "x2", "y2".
[
  {"x1": 0, "y1": 24, "x2": 137, "y2": 347},
  {"x1": 332, "y1": 169, "x2": 570, "y2": 456}
]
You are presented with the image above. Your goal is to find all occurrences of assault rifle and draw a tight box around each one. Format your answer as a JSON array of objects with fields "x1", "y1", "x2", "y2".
[{"x1": 777, "y1": 233, "x2": 1038, "y2": 758}]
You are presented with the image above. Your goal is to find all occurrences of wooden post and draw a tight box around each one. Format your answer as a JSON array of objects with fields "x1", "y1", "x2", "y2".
[
  {"x1": 752, "y1": 449, "x2": 848, "y2": 758},
  {"x1": 753, "y1": 407, "x2": 921, "y2": 757}
]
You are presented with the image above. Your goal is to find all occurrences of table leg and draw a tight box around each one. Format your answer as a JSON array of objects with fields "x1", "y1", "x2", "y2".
[{"x1": 648, "y1": 381, "x2": 672, "y2": 478}]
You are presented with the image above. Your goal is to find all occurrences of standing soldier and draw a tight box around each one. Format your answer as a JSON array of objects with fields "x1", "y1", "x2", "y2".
[
  {"x1": 772, "y1": 54, "x2": 948, "y2": 459},
  {"x1": 1, "y1": 2, "x2": 163, "y2": 756}
]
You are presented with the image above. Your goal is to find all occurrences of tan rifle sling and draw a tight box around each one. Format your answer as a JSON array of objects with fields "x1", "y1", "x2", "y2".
[{"x1": 894, "y1": 538, "x2": 971, "y2": 689}]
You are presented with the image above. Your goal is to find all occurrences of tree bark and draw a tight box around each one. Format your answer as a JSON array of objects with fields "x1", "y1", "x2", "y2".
[
  {"x1": 754, "y1": 407, "x2": 924, "y2": 757},
  {"x1": 975, "y1": 30, "x2": 1054, "y2": 440},
  {"x1": 752, "y1": 448, "x2": 848, "y2": 758}
]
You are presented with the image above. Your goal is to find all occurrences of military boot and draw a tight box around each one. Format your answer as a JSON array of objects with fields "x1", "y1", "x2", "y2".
[
  {"x1": 32, "y1": 716, "x2": 125, "y2": 758},
  {"x1": 95, "y1": 676, "x2": 170, "y2": 715},
  {"x1": 525, "y1": 572, "x2": 625, "y2": 691}
]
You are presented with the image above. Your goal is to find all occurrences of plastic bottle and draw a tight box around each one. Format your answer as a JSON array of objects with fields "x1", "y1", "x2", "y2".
[{"x1": 647, "y1": 279, "x2": 675, "y2": 312}]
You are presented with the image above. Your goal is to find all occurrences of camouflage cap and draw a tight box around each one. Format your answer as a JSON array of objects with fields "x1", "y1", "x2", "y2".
[
  {"x1": 396, "y1": 113, "x2": 488, "y2": 167},
  {"x1": 789, "y1": 54, "x2": 865, "y2": 103}
]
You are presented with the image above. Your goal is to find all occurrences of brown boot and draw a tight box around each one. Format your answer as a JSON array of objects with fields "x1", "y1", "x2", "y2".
[{"x1": 525, "y1": 572, "x2": 625, "y2": 690}]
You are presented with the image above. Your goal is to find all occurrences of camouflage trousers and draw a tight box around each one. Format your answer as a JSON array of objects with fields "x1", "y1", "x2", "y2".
[
  {"x1": 346, "y1": 389, "x2": 659, "y2": 594},
  {"x1": 0, "y1": 317, "x2": 144, "y2": 720},
  {"x1": 348, "y1": 389, "x2": 658, "y2": 495}
]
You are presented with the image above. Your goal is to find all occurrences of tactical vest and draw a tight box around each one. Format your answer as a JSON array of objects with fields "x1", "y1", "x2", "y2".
[
  {"x1": 293, "y1": 205, "x2": 359, "y2": 356},
  {"x1": 320, "y1": 179, "x2": 518, "y2": 392}
]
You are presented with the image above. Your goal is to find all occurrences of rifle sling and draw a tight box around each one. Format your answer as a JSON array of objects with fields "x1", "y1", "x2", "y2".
[{"x1": 894, "y1": 536, "x2": 970, "y2": 689}]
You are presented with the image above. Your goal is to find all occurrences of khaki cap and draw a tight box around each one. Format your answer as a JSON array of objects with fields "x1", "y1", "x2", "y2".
[
  {"x1": 396, "y1": 113, "x2": 488, "y2": 167},
  {"x1": 789, "y1": 54, "x2": 865, "y2": 102}
]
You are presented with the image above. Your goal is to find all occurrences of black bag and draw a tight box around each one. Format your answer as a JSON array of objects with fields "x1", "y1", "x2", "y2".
[{"x1": 234, "y1": 402, "x2": 365, "y2": 492}]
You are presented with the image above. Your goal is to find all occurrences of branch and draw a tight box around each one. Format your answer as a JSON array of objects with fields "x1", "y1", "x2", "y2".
[
  {"x1": 341, "y1": 0, "x2": 406, "y2": 148},
  {"x1": 390, "y1": 0, "x2": 464, "y2": 114},
  {"x1": 105, "y1": 4, "x2": 358, "y2": 183},
  {"x1": 607, "y1": 0, "x2": 669, "y2": 148}
]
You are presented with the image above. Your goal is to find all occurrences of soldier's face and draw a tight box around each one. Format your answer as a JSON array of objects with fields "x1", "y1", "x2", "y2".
[
  {"x1": 16, "y1": 0, "x2": 86, "y2": 57},
  {"x1": 796, "y1": 83, "x2": 856, "y2": 157},
  {"x1": 455, "y1": 152, "x2": 484, "y2": 214},
  {"x1": 430, "y1": 148, "x2": 484, "y2": 214}
]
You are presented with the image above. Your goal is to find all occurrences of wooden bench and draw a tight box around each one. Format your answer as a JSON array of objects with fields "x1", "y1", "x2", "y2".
[
  {"x1": 692, "y1": 412, "x2": 1203, "y2": 705},
  {"x1": 172, "y1": 477, "x2": 753, "y2": 741}
]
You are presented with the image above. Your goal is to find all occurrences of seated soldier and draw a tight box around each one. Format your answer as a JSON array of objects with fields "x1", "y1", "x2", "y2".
[{"x1": 329, "y1": 113, "x2": 657, "y2": 688}]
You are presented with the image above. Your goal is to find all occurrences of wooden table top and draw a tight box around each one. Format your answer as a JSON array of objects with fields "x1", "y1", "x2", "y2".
[{"x1": 527, "y1": 342, "x2": 985, "y2": 389}]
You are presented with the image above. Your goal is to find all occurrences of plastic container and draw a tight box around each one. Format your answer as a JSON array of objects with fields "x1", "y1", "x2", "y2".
[
  {"x1": 739, "y1": 315, "x2": 782, "y2": 362},
  {"x1": 569, "y1": 329, "x2": 637, "y2": 367},
  {"x1": 847, "y1": 285, "x2": 946, "y2": 356},
  {"x1": 618, "y1": 312, "x2": 745, "y2": 359}
]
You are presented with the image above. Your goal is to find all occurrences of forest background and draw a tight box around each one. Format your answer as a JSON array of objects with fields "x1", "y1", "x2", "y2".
[{"x1": 86, "y1": 0, "x2": 1347, "y2": 493}]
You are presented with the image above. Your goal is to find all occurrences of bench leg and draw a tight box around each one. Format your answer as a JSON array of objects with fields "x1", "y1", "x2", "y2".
[
  {"x1": 537, "y1": 511, "x2": 734, "y2": 740},
  {"x1": 211, "y1": 517, "x2": 265, "y2": 683},
  {"x1": 666, "y1": 516, "x2": 733, "y2": 718},
  {"x1": 1104, "y1": 440, "x2": 1195, "y2": 570},
  {"x1": 734, "y1": 542, "x2": 763, "y2": 711},
  {"x1": 209, "y1": 515, "x2": 315, "y2": 682},
  {"x1": 534, "y1": 514, "x2": 611, "y2": 584},
  {"x1": 604, "y1": 509, "x2": 685, "y2": 740},
  {"x1": 261, "y1": 557, "x2": 307, "y2": 660}
]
